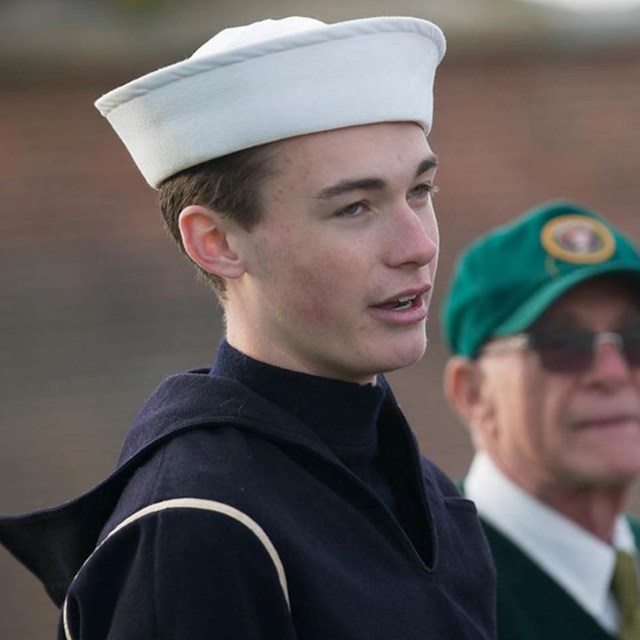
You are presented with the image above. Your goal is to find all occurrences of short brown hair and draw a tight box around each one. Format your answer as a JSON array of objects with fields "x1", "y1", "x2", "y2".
[{"x1": 158, "y1": 143, "x2": 275, "y2": 299}]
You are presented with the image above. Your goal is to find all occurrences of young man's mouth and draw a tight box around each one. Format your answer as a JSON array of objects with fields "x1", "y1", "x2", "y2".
[
  {"x1": 369, "y1": 287, "x2": 431, "y2": 323},
  {"x1": 377, "y1": 294, "x2": 419, "y2": 311}
]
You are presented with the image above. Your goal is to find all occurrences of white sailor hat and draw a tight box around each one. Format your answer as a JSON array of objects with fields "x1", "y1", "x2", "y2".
[{"x1": 95, "y1": 16, "x2": 446, "y2": 189}]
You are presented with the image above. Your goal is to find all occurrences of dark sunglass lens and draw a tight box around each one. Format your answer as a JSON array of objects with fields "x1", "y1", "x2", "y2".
[
  {"x1": 621, "y1": 330, "x2": 640, "y2": 367},
  {"x1": 531, "y1": 332, "x2": 593, "y2": 374}
]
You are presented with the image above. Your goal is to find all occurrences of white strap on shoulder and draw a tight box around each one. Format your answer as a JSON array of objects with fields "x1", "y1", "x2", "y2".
[{"x1": 62, "y1": 498, "x2": 290, "y2": 640}]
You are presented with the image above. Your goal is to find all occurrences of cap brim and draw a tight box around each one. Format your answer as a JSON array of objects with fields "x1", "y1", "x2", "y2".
[{"x1": 493, "y1": 262, "x2": 640, "y2": 337}]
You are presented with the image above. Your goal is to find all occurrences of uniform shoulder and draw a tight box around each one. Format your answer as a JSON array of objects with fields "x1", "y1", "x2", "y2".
[{"x1": 64, "y1": 500, "x2": 293, "y2": 639}]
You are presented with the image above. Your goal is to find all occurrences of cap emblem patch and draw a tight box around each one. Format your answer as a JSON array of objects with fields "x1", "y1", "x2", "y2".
[{"x1": 540, "y1": 214, "x2": 615, "y2": 264}]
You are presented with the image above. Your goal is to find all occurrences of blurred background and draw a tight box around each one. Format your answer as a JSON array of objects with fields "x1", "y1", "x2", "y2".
[{"x1": 1, "y1": 0, "x2": 640, "y2": 636}]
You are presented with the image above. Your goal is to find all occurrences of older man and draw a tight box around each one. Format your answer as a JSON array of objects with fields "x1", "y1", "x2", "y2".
[
  {"x1": 0, "y1": 16, "x2": 495, "y2": 640},
  {"x1": 443, "y1": 200, "x2": 640, "y2": 639}
]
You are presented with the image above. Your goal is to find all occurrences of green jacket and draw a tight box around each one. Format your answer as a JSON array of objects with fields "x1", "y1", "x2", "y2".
[
  {"x1": 459, "y1": 479, "x2": 640, "y2": 637},
  {"x1": 477, "y1": 506, "x2": 640, "y2": 638}
]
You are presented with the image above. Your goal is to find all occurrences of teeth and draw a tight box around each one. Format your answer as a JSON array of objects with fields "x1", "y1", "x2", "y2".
[{"x1": 393, "y1": 295, "x2": 416, "y2": 310}]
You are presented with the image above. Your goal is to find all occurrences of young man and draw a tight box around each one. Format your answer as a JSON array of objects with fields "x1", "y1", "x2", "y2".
[
  {"x1": 442, "y1": 200, "x2": 640, "y2": 639},
  {"x1": 0, "y1": 17, "x2": 496, "y2": 639}
]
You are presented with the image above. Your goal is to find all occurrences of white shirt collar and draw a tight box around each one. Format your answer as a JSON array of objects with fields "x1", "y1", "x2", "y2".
[{"x1": 466, "y1": 451, "x2": 635, "y2": 633}]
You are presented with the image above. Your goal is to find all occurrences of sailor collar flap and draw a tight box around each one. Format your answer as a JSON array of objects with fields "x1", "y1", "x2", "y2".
[{"x1": 0, "y1": 371, "x2": 349, "y2": 606}]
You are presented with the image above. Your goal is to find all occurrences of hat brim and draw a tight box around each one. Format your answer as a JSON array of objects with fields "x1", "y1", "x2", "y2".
[{"x1": 492, "y1": 262, "x2": 640, "y2": 338}]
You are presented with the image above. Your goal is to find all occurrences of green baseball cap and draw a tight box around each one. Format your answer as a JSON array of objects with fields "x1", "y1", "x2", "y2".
[{"x1": 442, "y1": 200, "x2": 640, "y2": 357}]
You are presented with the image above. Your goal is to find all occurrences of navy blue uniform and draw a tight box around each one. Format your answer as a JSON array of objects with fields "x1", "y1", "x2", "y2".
[{"x1": 0, "y1": 343, "x2": 496, "y2": 639}]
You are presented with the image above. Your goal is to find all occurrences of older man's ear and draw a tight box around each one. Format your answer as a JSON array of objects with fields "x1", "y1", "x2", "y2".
[
  {"x1": 444, "y1": 357, "x2": 496, "y2": 445},
  {"x1": 444, "y1": 357, "x2": 480, "y2": 423}
]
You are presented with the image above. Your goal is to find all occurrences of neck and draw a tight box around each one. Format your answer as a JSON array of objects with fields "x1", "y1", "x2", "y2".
[
  {"x1": 532, "y1": 485, "x2": 628, "y2": 543},
  {"x1": 224, "y1": 331, "x2": 377, "y2": 385},
  {"x1": 498, "y1": 456, "x2": 629, "y2": 543}
]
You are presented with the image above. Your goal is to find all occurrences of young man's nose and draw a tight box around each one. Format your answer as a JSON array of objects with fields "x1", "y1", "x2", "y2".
[{"x1": 384, "y1": 204, "x2": 438, "y2": 268}]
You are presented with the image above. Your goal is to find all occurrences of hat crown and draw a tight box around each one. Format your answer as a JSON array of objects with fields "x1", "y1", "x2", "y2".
[
  {"x1": 191, "y1": 17, "x2": 326, "y2": 59},
  {"x1": 95, "y1": 15, "x2": 445, "y2": 188}
]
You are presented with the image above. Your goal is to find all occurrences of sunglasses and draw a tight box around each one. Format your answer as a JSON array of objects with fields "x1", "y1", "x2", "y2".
[{"x1": 479, "y1": 328, "x2": 640, "y2": 374}]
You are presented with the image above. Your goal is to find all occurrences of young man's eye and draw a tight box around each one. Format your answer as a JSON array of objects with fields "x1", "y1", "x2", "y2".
[
  {"x1": 409, "y1": 183, "x2": 439, "y2": 199},
  {"x1": 335, "y1": 202, "x2": 365, "y2": 218}
]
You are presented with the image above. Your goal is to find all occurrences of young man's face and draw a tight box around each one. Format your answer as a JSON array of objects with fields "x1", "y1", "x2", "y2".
[
  {"x1": 478, "y1": 277, "x2": 640, "y2": 500},
  {"x1": 227, "y1": 122, "x2": 439, "y2": 384}
]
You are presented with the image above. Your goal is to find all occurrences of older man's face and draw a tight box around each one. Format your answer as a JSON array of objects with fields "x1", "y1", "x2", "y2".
[{"x1": 478, "y1": 276, "x2": 640, "y2": 500}]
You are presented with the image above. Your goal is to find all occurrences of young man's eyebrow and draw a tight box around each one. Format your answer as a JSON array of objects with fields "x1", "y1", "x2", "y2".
[
  {"x1": 315, "y1": 177, "x2": 385, "y2": 201},
  {"x1": 415, "y1": 154, "x2": 439, "y2": 177},
  {"x1": 315, "y1": 154, "x2": 440, "y2": 201}
]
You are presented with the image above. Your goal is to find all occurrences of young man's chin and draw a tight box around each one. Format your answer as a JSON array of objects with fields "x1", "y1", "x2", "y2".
[{"x1": 377, "y1": 336, "x2": 428, "y2": 375}]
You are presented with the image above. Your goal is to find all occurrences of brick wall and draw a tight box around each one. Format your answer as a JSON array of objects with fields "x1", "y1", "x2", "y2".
[{"x1": 1, "y1": 44, "x2": 640, "y2": 638}]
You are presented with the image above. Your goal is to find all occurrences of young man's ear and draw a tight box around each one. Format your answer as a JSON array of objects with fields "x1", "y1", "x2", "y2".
[
  {"x1": 178, "y1": 205, "x2": 247, "y2": 280},
  {"x1": 443, "y1": 356, "x2": 487, "y2": 427}
]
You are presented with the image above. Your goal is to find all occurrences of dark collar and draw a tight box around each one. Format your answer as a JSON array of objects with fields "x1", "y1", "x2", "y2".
[{"x1": 211, "y1": 340, "x2": 388, "y2": 456}]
